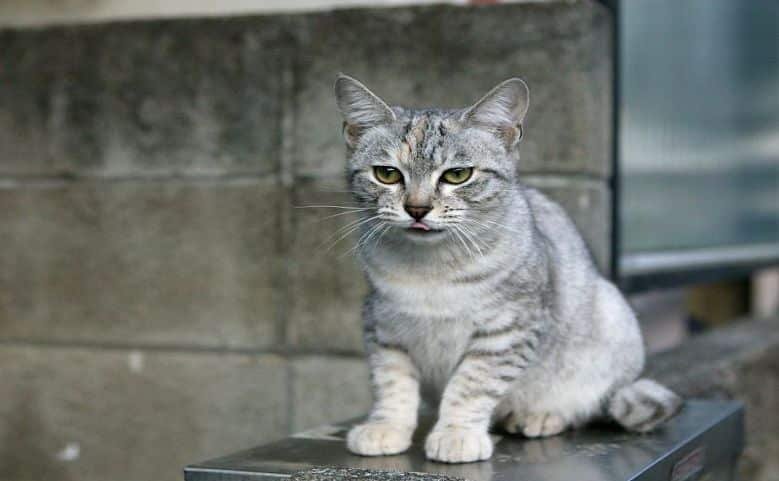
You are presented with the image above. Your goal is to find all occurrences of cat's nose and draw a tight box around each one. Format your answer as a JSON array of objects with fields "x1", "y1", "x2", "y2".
[{"x1": 404, "y1": 204, "x2": 432, "y2": 220}]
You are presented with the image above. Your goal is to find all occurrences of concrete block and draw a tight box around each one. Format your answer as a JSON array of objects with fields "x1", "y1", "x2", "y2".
[
  {"x1": 523, "y1": 176, "x2": 612, "y2": 274},
  {"x1": 291, "y1": 356, "x2": 371, "y2": 432},
  {"x1": 292, "y1": 2, "x2": 612, "y2": 180},
  {"x1": 0, "y1": 18, "x2": 288, "y2": 177},
  {"x1": 0, "y1": 345, "x2": 289, "y2": 481},
  {"x1": 285, "y1": 177, "x2": 369, "y2": 353},
  {"x1": 0, "y1": 179, "x2": 282, "y2": 349}
]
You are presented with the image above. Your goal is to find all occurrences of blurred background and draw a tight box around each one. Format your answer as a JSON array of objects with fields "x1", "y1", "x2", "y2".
[{"x1": 0, "y1": 0, "x2": 777, "y2": 480}]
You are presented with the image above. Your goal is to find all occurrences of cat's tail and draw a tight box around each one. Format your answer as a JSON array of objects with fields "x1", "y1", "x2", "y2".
[{"x1": 607, "y1": 378, "x2": 683, "y2": 433}]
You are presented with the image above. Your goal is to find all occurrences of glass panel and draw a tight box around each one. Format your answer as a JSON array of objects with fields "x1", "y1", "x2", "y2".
[{"x1": 619, "y1": 0, "x2": 779, "y2": 254}]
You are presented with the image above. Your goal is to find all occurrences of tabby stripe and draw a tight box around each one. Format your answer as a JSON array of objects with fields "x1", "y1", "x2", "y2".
[
  {"x1": 347, "y1": 169, "x2": 361, "y2": 185},
  {"x1": 497, "y1": 358, "x2": 523, "y2": 368},
  {"x1": 517, "y1": 352, "x2": 532, "y2": 366},
  {"x1": 458, "y1": 386, "x2": 504, "y2": 400},
  {"x1": 473, "y1": 323, "x2": 518, "y2": 339},
  {"x1": 619, "y1": 397, "x2": 633, "y2": 420},
  {"x1": 376, "y1": 341, "x2": 408, "y2": 354},
  {"x1": 481, "y1": 168, "x2": 509, "y2": 181},
  {"x1": 632, "y1": 396, "x2": 668, "y2": 431},
  {"x1": 465, "y1": 347, "x2": 515, "y2": 358},
  {"x1": 452, "y1": 267, "x2": 501, "y2": 284}
]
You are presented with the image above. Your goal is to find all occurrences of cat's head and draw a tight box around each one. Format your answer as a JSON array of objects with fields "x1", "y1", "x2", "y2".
[{"x1": 334, "y1": 74, "x2": 529, "y2": 247}]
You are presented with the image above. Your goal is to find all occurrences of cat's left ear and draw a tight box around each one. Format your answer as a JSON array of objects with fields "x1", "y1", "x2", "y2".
[{"x1": 460, "y1": 78, "x2": 529, "y2": 148}]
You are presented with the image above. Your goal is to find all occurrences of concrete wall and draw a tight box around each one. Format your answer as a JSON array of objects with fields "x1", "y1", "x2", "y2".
[{"x1": 0, "y1": 2, "x2": 613, "y2": 480}]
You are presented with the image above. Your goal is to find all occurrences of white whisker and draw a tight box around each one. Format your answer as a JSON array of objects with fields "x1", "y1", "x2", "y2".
[
  {"x1": 450, "y1": 225, "x2": 474, "y2": 259},
  {"x1": 322, "y1": 214, "x2": 382, "y2": 252},
  {"x1": 294, "y1": 205, "x2": 369, "y2": 210},
  {"x1": 458, "y1": 223, "x2": 486, "y2": 257}
]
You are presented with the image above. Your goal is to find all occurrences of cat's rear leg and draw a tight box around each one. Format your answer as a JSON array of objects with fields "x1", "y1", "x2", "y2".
[
  {"x1": 608, "y1": 378, "x2": 683, "y2": 432},
  {"x1": 501, "y1": 411, "x2": 568, "y2": 438}
]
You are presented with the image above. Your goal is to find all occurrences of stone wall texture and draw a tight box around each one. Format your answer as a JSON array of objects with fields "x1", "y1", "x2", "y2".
[{"x1": 0, "y1": 2, "x2": 614, "y2": 480}]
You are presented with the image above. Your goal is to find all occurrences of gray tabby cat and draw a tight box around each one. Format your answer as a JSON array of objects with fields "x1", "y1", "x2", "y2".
[{"x1": 334, "y1": 74, "x2": 682, "y2": 464}]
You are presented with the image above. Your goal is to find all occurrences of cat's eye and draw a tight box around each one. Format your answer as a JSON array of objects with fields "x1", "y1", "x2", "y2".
[
  {"x1": 373, "y1": 166, "x2": 403, "y2": 184},
  {"x1": 441, "y1": 167, "x2": 474, "y2": 185}
]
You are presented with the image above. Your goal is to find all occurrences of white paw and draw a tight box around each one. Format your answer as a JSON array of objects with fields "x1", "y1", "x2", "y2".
[
  {"x1": 347, "y1": 422, "x2": 413, "y2": 456},
  {"x1": 520, "y1": 412, "x2": 567, "y2": 438},
  {"x1": 425, "y1": 427, "x2": 493, "y2": 463}
]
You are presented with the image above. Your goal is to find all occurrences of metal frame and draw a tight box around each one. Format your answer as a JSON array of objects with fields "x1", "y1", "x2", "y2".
[{"x1": 620, "y1": 244, "x2": 779, "y2": 293}]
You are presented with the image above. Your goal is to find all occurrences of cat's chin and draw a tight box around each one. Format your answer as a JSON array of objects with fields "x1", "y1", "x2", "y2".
[{"x1": 403, "y1": 228, "x2": 447, "y2": 243}]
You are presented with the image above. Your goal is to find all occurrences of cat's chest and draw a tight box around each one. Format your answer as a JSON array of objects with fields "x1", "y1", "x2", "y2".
[
  {"x1": 391, "y1": 315, "x2": 473, "y2": 396},
  {"x1": 374, "y1": 274, "x2": 494, "y2": 319},
  {"x1": 368, "y1": 265, "x2": 504, "y2": 392}
]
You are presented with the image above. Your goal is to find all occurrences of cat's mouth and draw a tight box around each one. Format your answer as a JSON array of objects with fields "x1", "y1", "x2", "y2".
[{"x1": 405, "y1": 221, "x2": 444, "y2": 236}]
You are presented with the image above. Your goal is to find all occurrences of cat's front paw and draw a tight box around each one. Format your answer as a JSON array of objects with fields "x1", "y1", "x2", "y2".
[
  {"x1": 425, "y1": 427, "x2": 493, "y2": 463},
  {"x1": 347, "y1": 422, "x2": 413, "y2": 456}
]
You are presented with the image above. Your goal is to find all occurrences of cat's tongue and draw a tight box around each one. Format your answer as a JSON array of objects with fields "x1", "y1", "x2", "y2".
[{"x1": 409, "y1": 221, "x2": 431, "y2": 231}]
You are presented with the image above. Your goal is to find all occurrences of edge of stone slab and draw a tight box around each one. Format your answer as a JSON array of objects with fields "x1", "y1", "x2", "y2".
[{"x1": 646, "y1": 316, "x2": 779, "y2": 395}]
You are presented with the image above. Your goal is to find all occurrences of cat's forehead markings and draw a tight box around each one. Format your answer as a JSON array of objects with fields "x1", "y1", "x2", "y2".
[
  {"x1": 399, "y1": 116, "x2": 429, "y2": 166},
  {"x1": 398, "y1": 141, "x2": 411, "y2": 163},
  {"x1": 407, "y1": 117, "x2": 428, "y2": 150}
]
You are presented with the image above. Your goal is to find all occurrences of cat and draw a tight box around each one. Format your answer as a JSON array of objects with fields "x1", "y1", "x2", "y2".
[{"x1": 333, "y1": 74, "x2": 682, "y2": 464}]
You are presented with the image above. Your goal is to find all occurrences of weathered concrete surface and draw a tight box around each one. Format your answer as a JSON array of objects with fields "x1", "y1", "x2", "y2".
[
  {"x1": 0, "y1": 179, "x2": 282, "y2": 349},
  {"x1": 293, "y1": 2, "x2": 612, "y2": 180},
  {"x1": 0, "y1": 345, "x2": 289, "y2": 481},
  {"x1": 0, "y1": 18, "x2": 288, "y2": 177},
  {"x1": 647, "y1": 317, "x2": 779, "y2": 481},
  {"x1": 0, "y1": 1, "x2": 611, "y2": 180},
  {"x1": 291, "y1": 356, "x2": 371, "y2": 432}
]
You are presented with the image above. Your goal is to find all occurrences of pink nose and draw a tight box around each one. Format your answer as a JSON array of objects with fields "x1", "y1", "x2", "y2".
[{"x1": 404, "y1": 205, "x2": 431, "y2": 220}]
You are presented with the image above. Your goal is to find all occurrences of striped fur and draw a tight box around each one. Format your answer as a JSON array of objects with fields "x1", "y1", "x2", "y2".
[{"x1": 335, "y1": 75, "x2": 682, "y2": 464}]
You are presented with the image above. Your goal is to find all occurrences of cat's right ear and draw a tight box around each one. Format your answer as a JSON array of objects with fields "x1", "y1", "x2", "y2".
[{"x1": 335, "y1": 74, "x2": 396, "y2": 148}]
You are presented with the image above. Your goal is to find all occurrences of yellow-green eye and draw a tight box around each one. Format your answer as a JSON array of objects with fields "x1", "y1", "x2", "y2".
[
  {"x1": 373, "y1": 166, "x2": 403, "y2": 184},
  {"x1": 441, "y1": 167, "x2": 473, "y2": 185}
]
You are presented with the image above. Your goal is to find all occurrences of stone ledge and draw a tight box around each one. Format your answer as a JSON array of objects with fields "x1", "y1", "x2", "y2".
[{"x1": 646, "y1": 317, "x2": 779, "y2": 481}]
